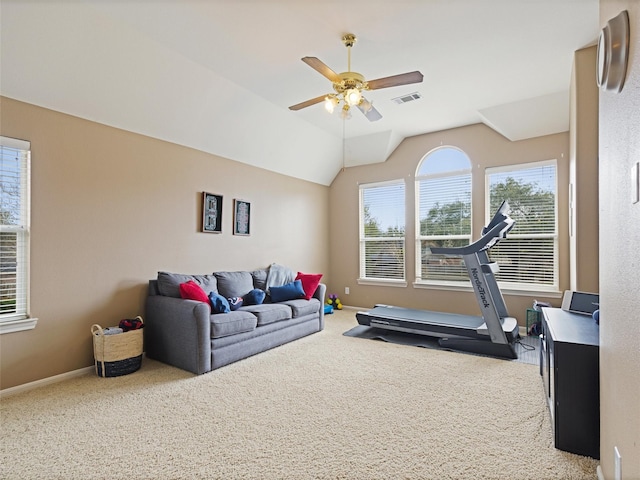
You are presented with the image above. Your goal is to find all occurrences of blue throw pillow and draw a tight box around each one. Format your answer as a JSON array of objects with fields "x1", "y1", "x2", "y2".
[
  {"x1": 269, "y1": 280, "x2": 305, "y2": 303},
  {"x1": 208, "y1": 292, "x2": 230, "y2": 314},
  {"x1": 244, "y1": 288, "x2": 266, "y2": 306}
]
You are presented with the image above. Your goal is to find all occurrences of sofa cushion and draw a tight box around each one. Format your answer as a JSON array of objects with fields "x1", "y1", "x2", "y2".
[
  {"x1": 214, "y1": 271, "x2": 254, "y2": 298},
  {"x1": 269, "y1": 280, "x2": 305, "y2": 303},
  {"x1": 295, "y1": 272, "x2": 323, "y2": 300},
  {"x1": 282, "y1": 298, "x2": 321, "y2": 318},
  {"x1": 210, "y1": 311, "x2": 257, "y2": 339},
  {"x1": 179, "y1": 281, "x2": 210, "y2": 304},
  {"x1": 157, "y1": 272, "x2": 218, "y2": 298},
  {"x1": 239, "y1": 304, "x2": 292, "y2": 326},
  {"x1": 208, "y1": 292, "x2": 231, "y2": 314},
  {"x1": 244, "y1": 288, "x2": 266, "y2": 306}
]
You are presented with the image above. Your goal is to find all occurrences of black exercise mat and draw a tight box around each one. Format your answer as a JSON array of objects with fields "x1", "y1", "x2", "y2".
[{"x1": 343, "y1": 325, "x2": 539, "y2": 365}]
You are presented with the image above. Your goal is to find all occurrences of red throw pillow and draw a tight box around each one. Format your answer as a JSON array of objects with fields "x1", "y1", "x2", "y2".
[
  {"x1": 295, "y1": 272, "x2": 323, "y2": 300},
  {"x1": 179, "y1": 280, "x2": 209, "y2": 304}
]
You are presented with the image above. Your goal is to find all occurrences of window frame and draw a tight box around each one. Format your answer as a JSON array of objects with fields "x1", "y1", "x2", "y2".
[
  {"x1": 358, "y1": 179, "x2": 407, "y2": 287},
  {"x1": 485, "y1": 159, "x2": 559, "y2": 293},
  {"x1": 414, "y1": 146, "x2": 472, "y2": 287},
  {"x1": 0, "y1": 136, "x2": 37, "y2": 334}
]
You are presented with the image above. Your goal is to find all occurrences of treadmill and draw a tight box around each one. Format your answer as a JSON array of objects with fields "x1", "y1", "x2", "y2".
[{"x1": 356, "y1": 201, "x2": 519, "y2": 359}]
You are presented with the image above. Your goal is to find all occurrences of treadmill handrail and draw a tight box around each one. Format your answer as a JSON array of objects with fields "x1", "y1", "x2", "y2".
[
  {"x1": 429, "y1": 217, "x2": 514, "y2": 256},
  {"x1": 482, "y1": 200, "x2": 511, "y2": 235}
]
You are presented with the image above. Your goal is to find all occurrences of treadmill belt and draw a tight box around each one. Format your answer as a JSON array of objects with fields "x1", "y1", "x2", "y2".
[{"x1": 366, "y1": 305, "x2": 484, "y2": 329}]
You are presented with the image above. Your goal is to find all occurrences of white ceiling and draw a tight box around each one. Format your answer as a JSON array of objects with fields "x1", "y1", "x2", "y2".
[{"x1": 0, "y1": 0, "x2": 600, "y2": 186}]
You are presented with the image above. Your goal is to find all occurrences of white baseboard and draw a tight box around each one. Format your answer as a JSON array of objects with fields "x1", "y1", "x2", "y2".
[
  {"x1": 339, "y1": 305, "x2": 368, "y2": 311},
  {"x1": 596, "y1": 465, "x2": 605, "y2": 480},
  {"x1": 0, "y1": 365, "x2": 94, "y2": 399}
]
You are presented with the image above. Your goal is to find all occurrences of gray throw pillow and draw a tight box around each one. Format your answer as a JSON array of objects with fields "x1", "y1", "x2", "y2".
[
  {"x1": 213, "y1": 271, "x2": 254, "y2": 298},
  {"x1": 251, "y1": 269, "x2": 268, "y2": 291},
  {"x1": 157, "y1": 272, "x2": 218, "y2": 298}
]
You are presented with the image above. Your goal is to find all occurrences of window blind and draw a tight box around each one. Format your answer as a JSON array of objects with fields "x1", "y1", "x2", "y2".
[
  {"x1": 415, "y1": 147, "x2": 472, "y2": 283},
  {"x1": 1, "y1": 137, "x2": 31, "y2": 320},
  {"x1": 418, "y1": 174, "x2": 472, "y2": 236},
  {"x1": 359, "y1": 181, "x2": 405, "y2": 281},
  {"x1": 486, "y1": 161, "x2": 557, "y2": 290}
]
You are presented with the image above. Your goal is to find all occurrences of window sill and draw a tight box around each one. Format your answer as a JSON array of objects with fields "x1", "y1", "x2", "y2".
[
  {"x1": 0, "y1": 317, "x2": 38, "y2": 334},
  {"x1": 413, "y1": 281, "x2": 562, "y2": 298},
  {"x1": 413, "y1": 281, "x2": 473, "y2": 292},
  {"x1": 357, "y1": 278, "x2": 408, "y2": 288},
  {"x1": 499, "y1": 287, "x2": 562, "y2": 298}
]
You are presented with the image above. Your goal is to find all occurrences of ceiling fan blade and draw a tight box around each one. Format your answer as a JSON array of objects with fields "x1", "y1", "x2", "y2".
[
  {"x1": 367, "y1": 71, "x2": 424, "y2": 90},
  {"x1": 301, "y1": 57, "x2": 341, "y2": 83},
  {"x1": 289, "y1": 94, "x2": 327, "y2": 111},
  {"x1": 357, "y1": 99, "x2": 383, "y2": 122}
]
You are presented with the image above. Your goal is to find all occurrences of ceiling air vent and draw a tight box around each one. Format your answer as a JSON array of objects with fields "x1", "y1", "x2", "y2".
[{"x1": 391, "y1": 92, "x2": 422, "y2": 104}]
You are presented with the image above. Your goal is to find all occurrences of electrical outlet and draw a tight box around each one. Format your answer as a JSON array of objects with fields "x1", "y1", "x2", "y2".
[
  {"x1": 614, "y1": 446, "x2": 621, "y2": 480},
  {"x1": 345, "y1": 287, "x2": 350, "y2": 295}
]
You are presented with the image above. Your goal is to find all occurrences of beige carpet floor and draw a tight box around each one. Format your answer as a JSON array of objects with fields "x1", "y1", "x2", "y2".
[{"x1": 1, "y1": 309, "x2": 598, "y2": 479}]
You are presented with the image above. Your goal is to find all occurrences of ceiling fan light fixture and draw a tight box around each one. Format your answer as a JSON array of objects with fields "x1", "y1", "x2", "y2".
[
  {"x1": 340, "y1": 104, "x2": 352, "y2": 120},
  {"x1": 324, "y1": 95, "x2": 339, "y2": 113},
  {"x1": 345, "y1": 88, "x2": 362, "y2": 106},
  {"x1": 359, "y1": 97, "x2": 373, "y2": 113}
]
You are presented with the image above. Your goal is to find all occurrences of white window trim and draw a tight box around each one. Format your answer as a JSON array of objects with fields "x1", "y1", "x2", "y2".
[
  {"x1": 483, "y1": 158, "x2": 557, "y2": 177},
  {"x1": 0, "y1": 317, "x2": 38, "y2": 334},
  {"x1": 1, "y1": 136, "x2": 36, "y2": 334},
  {"x1": 358, "y1": 179, "x2": 406, "y2": 283},
  {"x1": 485, "y1": 159, "x2": 559, "y2": 293},
  {"x1": 414, "y1": 147, "x2": 472, "y2": 285},
  {"x1": 357, "y1": 278, "x2": 408, "y2": 288},
  {"x1": 412, "y1": 279, "x2": 563, "y2": 298}
]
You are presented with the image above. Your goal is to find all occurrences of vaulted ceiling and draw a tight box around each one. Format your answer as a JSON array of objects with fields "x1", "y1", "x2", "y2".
[{"x1": 0, "y1": 1, "x2": 600, "y2": 186}]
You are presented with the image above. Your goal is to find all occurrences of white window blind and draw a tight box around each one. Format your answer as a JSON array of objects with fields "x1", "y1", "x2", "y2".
[
  {"x1": 415, "y1": 147, "x2": 472, "y2": 283},
  {"x1": 1, "y1": 136, "x2": 31, "y2": 322},
  {"x1": 359, "y1": 180, "x2": 405, "y2": 281},
  {"x1": 486, "y1": 160, "x2": 557, "y2": 291}
]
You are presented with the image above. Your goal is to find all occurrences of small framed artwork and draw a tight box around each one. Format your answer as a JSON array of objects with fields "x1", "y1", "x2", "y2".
[
  {"x1": 233, "y1": 199, "x2": 251, "y2": 236},
  {"x1": 202, "y1": 192, "x2": 223, "y2": 233}
]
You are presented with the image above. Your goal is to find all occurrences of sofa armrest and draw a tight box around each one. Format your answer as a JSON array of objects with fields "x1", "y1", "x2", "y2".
[
  {"x1": 313, "y1": 283, "x2": 327, "y2": 330},
  {"x1": 144, "y1": 294, "x2": 212, "y2": 374}
]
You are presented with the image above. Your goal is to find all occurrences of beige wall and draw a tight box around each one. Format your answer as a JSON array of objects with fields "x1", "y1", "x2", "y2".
[
  {"x1": 598, "y1": 2, "x2": 640, "y2": 479},
  {"x1": 0, "y1": 97, "x2": 330, "y2": 390},
  {"x1": 570, "y1": 46, "x2": 600, "y2": 293},
  {"x1": 328, "y1": 123, "x2": 571, "y2": 323}
]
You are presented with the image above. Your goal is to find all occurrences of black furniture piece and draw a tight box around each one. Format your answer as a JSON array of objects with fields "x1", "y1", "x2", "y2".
[
  {"x1": 540, "y1": 307, "x2": 600, "y2": 459},
  {"x1": 356, "y1": 201, "x2": 519, "y2": 359}
]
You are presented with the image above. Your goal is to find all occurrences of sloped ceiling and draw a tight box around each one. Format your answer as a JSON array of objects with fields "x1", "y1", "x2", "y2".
[{"x1": 0, "y1": 0, "x2": 599, "y2": 186}]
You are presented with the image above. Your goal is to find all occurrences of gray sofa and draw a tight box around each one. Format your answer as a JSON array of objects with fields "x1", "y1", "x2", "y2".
[{"x1": 144, "y1": 268, "x2": 325, "y2": 374}]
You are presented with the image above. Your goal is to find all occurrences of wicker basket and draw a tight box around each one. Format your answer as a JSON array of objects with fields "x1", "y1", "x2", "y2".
[{"x1": 91, "y1": 316, "x2": 144, "y2": 377}]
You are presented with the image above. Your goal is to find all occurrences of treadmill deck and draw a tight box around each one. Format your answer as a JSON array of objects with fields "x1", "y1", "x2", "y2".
[{"x1": 356, "y1": 304, "x2": 518, "y2": 342}]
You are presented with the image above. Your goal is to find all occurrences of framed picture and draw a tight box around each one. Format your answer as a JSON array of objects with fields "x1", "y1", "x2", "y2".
[
  {"x1": 202, "y1": 192, "x2": 223, "y2": 233},
  {"x1": 233, "y1": 199, "x2": 251, "y2": 236}
]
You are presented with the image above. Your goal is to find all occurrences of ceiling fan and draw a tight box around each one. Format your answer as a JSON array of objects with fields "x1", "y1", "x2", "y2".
[{"x1": 289, "y1": 33, "x2": 423, "y2": 121}]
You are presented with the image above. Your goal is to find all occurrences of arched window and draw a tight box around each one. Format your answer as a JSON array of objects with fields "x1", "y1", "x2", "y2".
[{"x1": 415, "y1": 146, "x2": 472, "y2": 284}]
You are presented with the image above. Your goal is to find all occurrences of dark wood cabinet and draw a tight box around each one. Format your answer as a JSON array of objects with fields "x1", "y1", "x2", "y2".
[{"x1": 540, "y1": 307, "x2": 600, "y2": 459}]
